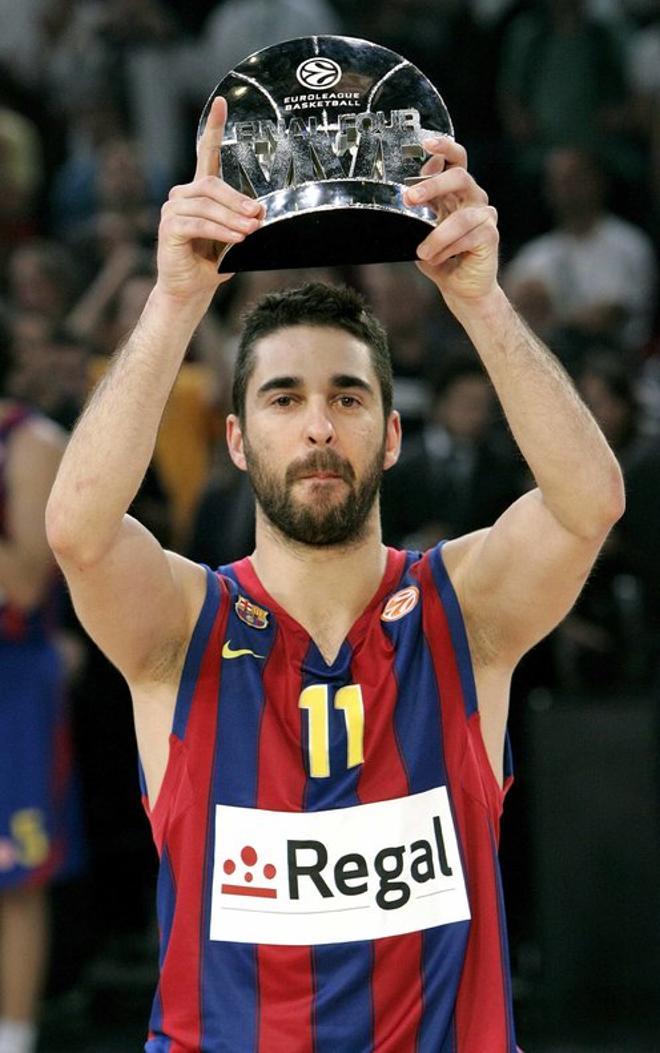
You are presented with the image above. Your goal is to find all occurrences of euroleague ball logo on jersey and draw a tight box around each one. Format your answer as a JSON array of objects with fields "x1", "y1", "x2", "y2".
[
  {"x1": 296, "y1": 57, "x2": 343, "y2": 90},
  {"x1": 381, "y1": 586, "x2": 419, "y2": 622}
]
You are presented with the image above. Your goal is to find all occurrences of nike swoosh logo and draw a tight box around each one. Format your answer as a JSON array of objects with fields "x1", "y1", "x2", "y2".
[{"x1": 222, "y1": 641, "x2": 266, "y2": 660}]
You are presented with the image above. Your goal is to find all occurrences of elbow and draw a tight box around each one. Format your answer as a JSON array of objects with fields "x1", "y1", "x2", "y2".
[
  {"x1": 45, "y1": 497, "x2": 71, "y2": 561},
  {"x1": 46, "y1": 496, "x2": 117, "y2": 570},
  {"x1": 609, "y1": 465, "x2": 626, "y2": 524},
  {"x1": 45, "y1": 498, "x2": 95, "y2": 569},
  {"x1": 603, "y1": 460, "x2": 626, "y2": 526},
  {"x1": 586, "y1": 462, "x2": 626, "y2": 539}
]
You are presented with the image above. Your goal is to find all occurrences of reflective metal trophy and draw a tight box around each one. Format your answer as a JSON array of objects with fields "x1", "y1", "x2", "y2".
[{"x1": 197, "y1": 36, "x2": 453, "y2": 272}]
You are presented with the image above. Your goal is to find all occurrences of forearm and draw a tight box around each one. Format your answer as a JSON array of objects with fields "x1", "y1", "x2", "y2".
[
  {"x1": 47, "y1": 285, "x2": 211, "y2": 564},
  {"x1": 447, "y1": 286, "x2": 625, "y2": 538}
]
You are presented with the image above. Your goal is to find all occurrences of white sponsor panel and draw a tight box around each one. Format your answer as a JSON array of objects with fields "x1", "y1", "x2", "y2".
[{"x1": 210, "y1": 787, "x2": 470, "y2": 945}]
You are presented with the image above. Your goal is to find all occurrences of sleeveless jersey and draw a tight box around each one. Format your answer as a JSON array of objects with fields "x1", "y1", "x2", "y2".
[
  {"x1": 0, "y1": 403, "x2": 83, "y2": 891},
  {"x1": 141, "y1": 544, "x2": 517, "y2": 1052}
]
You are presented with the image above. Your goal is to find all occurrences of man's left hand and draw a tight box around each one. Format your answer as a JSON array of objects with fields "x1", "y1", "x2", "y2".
[{"x1": 404, "y1": 138, "x2": 499, "y2": 306}]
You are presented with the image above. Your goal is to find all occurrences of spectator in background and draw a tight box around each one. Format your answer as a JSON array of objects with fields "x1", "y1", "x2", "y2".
[
  {"x1": 498, "y1": 0, "x2": 635, "y2": 181},
  {"x1": 51, "y1": 136, "x2": 167, "y2": 255},
  {"x1": 357, "y1": 263, "x2": 448, "y2": 436},
  {"x1": 627, "y1": 0, "x2": 660, "y2": 231},
  {"x1": 381, "y1": 352, "x2": 523, "y2": 549},
  {"x1": 179, "y1": 0, "x2": 342, "y2": 102},
  {"x1": 0, "y1": 109, "x2": 42, "y2": 281},
  {"x1": 0, "y1": 313, "x2": 81, "y2": 1053},
  {"x1": 352, "y1": 0, "x2": 501, "y2": 177},
  {"x1": 552, "y1": 353, "x2": 652, "y2": 690},
  {"x1": 504, "y1": 148, "x2": 657, "y2": 359},
  {"x1": 75, "y1": 260, "x2": 220, "y2": 547},
  {"x1": 6, "y1": 242, "x2": 80, "y2": 328},
  {"x1": 42, "y1": 0, "x2": 183, "y2": 180}
]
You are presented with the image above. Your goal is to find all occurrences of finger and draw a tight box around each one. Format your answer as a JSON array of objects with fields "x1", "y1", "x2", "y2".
[
  {"x1": 405, "y1": 166, "x2": 487, "y2": 209},
  {"x1": 165, "y1": 196, "x2": 262, "y2": 237},
  {"x1": 420, "y1": 136, "x2": 468, "y2": 170},
  {"x1": 417, "y1": 205, "x2": 497, "y2": 261},
  {"x1": 167, "y1": 215, "x2": 247, "y2": 245},
  {"x1": 421, "y1": 220, "x2": 498, "y2": 269},
  {"x1": 419, "y1": 153, "x2": 446, "y2": 178},
  {"x1": 170, "y1": 175, "x2": 263, "y2": 218},
  {"x1": 195, "y1": 96, "x2": 227, "y2": 181}
]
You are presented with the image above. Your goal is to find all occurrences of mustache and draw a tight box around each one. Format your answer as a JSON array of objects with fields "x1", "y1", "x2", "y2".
[{"x1": 286, "y1": 450, "x2": 355, "y2": 485}]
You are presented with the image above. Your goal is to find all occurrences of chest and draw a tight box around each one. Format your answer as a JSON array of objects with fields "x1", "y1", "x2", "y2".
[{"x1": 197, "y1": 594, "x2": 453, "y2": 815}]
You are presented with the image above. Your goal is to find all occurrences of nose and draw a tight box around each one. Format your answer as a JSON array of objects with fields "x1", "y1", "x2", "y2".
[{"x1": 304, "y1": 398, "x2": 335, "y2": 445}]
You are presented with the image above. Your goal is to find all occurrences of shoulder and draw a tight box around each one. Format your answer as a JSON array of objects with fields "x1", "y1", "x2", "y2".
[
  {"x1": 7, "y1": 412, "x2": 66, "y2": 470},
  {"x1": 506, "y1": 232, "x2": 560, "y2": 274},
  {"x1": 599, "y1": 214, "x2": 655, "y2": 256}
]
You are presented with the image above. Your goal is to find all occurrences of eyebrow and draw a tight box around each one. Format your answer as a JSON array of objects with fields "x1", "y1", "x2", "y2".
[{"x1": 256, "y1": 374, "x2": 375, "y2": 398}]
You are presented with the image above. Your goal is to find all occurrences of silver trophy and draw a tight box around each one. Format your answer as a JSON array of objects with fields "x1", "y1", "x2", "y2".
[{"x1": 197, "y1": 36, "x2": 454, "y2": 272}]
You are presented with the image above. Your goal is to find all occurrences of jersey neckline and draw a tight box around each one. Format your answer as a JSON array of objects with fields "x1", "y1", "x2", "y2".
[{"x1": 229, "y1": 546, "x2": 408, "y2": 657}]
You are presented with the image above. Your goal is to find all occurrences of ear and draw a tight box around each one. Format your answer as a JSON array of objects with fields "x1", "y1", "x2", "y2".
[
  {"x1": 383, "y1": 410, "x2": 402, "y2": 472},
  {"x1": 226, "y1": 414, "x2": 248, "y2": 471}
]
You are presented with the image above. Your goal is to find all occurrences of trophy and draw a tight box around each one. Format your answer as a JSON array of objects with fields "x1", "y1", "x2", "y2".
[{"x1": 197, "y1": 36, "x2": 453, "y2": 273}]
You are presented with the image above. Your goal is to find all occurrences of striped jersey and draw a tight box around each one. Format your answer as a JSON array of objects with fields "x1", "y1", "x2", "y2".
[{"x1": 141, "y1": 543, "x2": 516, "y2": 1052}]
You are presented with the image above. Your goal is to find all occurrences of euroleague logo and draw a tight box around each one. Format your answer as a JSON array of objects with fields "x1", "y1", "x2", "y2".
[
  {"x1": 296, "y1": 57, "x2": 343, "y2": 90},
  {"x1": 381, "y1": 586, "x2": 419, "y2": 622}
]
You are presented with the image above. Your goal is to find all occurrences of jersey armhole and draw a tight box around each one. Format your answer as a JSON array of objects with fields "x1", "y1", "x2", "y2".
[
  {"x1": 140, "y1": 566, "x2": 227, "y2": 848},
  {"x1": 423, "y1": 542, "x2": 514, "y2": 819}
]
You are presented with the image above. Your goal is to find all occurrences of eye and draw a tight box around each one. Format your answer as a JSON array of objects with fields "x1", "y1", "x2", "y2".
[
  {"x1": 272, "y1": 394, "x2": 295, "y2": 407},
  {"x1": 336, "y1": 395, "x2": 360, "y2": 408}
]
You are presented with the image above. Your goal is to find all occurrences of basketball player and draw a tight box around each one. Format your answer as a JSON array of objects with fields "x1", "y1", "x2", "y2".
[
  {"x1": 0, "y1": 339, "x2": 70, "y2": 1053},
  {"x1": 46, "y1": 99, "x2": 624, "y2": 1051}
]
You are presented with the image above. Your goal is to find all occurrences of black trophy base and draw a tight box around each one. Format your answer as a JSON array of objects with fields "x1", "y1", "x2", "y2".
[{"x1": 218, "y1": 181, "x2": 436, "y2": 273}]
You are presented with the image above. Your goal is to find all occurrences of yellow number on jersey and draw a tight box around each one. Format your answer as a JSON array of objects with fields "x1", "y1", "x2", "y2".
[
  {"x1": 299, "y1": 684, "x2": 365, "y2": 778},
  {"x1": 11, "y1": 809, "x2": 50, "y2": 868}
]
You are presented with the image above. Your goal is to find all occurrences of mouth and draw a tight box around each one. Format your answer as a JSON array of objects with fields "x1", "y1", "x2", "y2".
[{"x1": 301, "y1": 471, "x2": 343, "y2": 481}]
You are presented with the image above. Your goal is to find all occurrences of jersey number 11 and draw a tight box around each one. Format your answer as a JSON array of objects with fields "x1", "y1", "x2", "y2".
[{"x1": 299, "y1": 684, "x2": 365, "y2": 778}]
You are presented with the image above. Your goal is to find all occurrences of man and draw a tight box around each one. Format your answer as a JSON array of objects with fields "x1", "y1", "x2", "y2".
[
  {"x1": 0, "y1": 319, "x2": 73, "y2": 1053},
  {"x1": 504, "y1": 148, "x2": 657, "y2": 355},
  {"x1": 46, "y1": 98, "x2": 624, "y2": 1051}
]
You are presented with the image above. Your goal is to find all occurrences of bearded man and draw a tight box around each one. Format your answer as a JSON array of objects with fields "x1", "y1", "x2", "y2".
[{"x1": 46, "y1": 98, "x2": 624, "y2": 1053}]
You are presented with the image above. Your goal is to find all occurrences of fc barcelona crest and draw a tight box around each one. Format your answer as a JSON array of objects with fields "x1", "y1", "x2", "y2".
[{"x1": 235, "y1": 595, "x2": 270, "y2": 630}]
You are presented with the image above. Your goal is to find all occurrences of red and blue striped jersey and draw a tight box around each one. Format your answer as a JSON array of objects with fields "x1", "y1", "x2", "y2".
[{"x1": 141, "y1": 544, "x2": 516, "y2": 1052}]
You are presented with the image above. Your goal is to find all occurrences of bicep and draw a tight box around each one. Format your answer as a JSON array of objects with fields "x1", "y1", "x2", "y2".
[
  {"x1": 446, "y1": 488, "x2": 608, "y2": 667},
  {"x1": 57, "y1": 514, "x2": 206, "y2": 686}
]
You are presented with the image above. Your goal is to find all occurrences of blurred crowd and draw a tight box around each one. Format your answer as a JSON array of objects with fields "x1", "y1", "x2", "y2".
[{"x1": 1, "y1": 0, "x2": 660, "y2": 1044}]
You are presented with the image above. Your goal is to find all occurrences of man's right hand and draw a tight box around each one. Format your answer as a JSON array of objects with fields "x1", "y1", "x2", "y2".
[{"x1": 155, "y1": 96, "x2": 263, "y2": 304}]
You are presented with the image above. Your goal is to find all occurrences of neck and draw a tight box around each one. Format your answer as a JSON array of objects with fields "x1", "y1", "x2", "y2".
[
  {"x1": 250, "y1": 506, "x2": 388, "y2": 628},
  {"x1": 561, "y1": 209, "x2": 600, "y2": 236}
]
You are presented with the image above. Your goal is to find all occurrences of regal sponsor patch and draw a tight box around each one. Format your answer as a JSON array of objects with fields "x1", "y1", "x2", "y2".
[
  {"x1": 381, "y1": 586, "x2": 419, "y2": 622},
  {"x1": 235, "y1": 595, "x2": 270, "y2": 630},
  {"x1": 210, "y1": 787, "x2": 470, "y2": 945}
]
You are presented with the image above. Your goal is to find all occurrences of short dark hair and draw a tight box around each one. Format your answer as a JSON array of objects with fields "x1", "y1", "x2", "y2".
[{"x1": 232, "y1": 282, "x2": 393, "y2": 421}]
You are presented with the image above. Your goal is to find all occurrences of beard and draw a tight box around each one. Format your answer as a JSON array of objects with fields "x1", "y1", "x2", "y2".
[{"x1": 243, "y1": 436, "x2": 385, "y2": 547}]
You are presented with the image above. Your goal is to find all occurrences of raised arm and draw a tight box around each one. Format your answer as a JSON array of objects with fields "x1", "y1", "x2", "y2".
[
  {"x1": 46, "y1": 98, "x2": 264, "y2": 687},
  {"x1": 404, "y1": 140, "x2": 625, "y2": 670}
]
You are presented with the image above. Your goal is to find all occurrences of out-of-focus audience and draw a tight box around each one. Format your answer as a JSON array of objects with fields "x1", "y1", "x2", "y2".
[
  {"x1": 1, "y1": 0, "x2": 660, "y2": 1046},
  {"x1": 504, "y1": 147, "x2": 657, "y2": 360}
]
